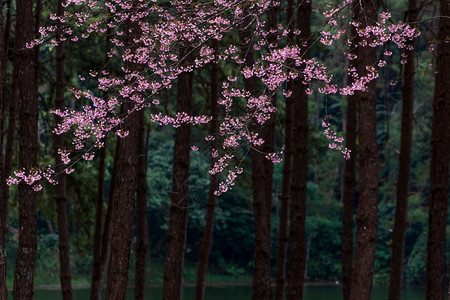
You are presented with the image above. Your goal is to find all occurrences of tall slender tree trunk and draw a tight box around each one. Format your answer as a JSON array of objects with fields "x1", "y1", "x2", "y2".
[
  {"x1": 91, "y1": 141, "x2": 117, "y2": 299},
  {"x1": 349, "y1": 1, "x2": 380, "y2": 299},
  {"x1": 134, "y1": 114, "x2": 149, "y2": 300},
  {"x1": 162, "y1": 46, "x2": 193, "y2": 300},
  {"x1": 239, "y1": 8, "x2": 273, "y2": 298},
  {"x1": 54, "y1": 0, "x2": 73, "y2": 298},
  {"x1": 195, "y1": 39, "x2": 219, "y2": 300},
  {"x1": 426, "y1": 0, "x2": 450, "y2": 299},
  {"x1": 90, "y1": 25, "x2": 112, "y2": 300},
  {"x1": 0, "y1": 0, "x2": 7, "y2": 296},
  {"x1": 13, "y1": 0, "x2": 38, "y2": 298},
  {"x1": 1, "y1": 0, "x2": 18, "y2": 258},
  {"x1": 104, "y1": 12, "x2": 141, "y2": 299},
  {"x1": 341, "y1": 17, "x2": 358, "y2": 300},
  {"x1": 387, "y1": 2, "x2": 417, "y2": 299},
  {"x1": 286, "y1": 1, "x2": 311, "y2": 299},
  {"x1": 274, "y1": 1, "x2": 294, "y2": 298}
]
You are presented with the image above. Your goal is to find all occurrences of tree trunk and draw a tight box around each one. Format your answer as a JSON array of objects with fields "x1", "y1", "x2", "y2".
[
  {"x1": 387, "y1": 1, "x2": 417, "y2": 300},
  {"x1": 90, "y1": 24, "x2": 112, "y2": 300},
  {"x1": 349, "y1": 1, "x2": 380, "y2": 299},
  {"x1": 13, "y1": 0, "x2": 38, "y2": 298},
  {"x1": 104, "y1": 13, "x2": 141, "y2": 299},
  {"x1": 195, "y1": 39, "x2": 219, "y2": 300},
  {"x1": 162, "y1": 47, "x2": 193, "y2": 300},
  {"x1": 0, "y1": 0, "x2": 7, "y2": 296},
  {"x1": 91, "y1": 141, "x2": 117, "y2": 299},
  {"x1": 286, "y1": 2, "x2": 311, "y2": 299},
  {"x1": 275, "y1": 1, "x2": 294, "y2": 298},
  {"x1": 135, "y1": 114, "x2": 149, "y2": 300},
  {"x1": 426, "y1": 0, "x2": 450, "y2": 299},
  {"x1": 1, "y1": 0, "x2": 18, "y2": 254},
  {"x1": 239, "y1": 9, "x2": 273, "y2": 298},
  {"x1": 341, "y1": 19, "x2": 358, "y2": 300},
  {"x1": 53, "y1": 1, "x2": 73, "y2": 298}
]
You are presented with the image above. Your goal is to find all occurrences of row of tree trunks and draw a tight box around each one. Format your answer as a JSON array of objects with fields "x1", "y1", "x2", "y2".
[
  {"x1": 387, "y1": 0, "x2": 417, "y2": 299},
  {"x1": 426, "y1": 0, "x2": 450, "y2": 299},
  {"x1": 162, "y1": 45, "x2": 193, "y2": 300},
  {"x1": 349, "y1": 0, "x2": 380, "y2": 299},
  {"x1": 285, "y1": 1, "x2": 311, "y2": 300},
  {"x1": 54, "y1": 0, "x2": 73, "y2": 299},
  {"x1": 195, "y1": 39, "x2": 219, "y2": 300},
  {"x1": 13, "y1": 0, "x2": 39, "y2": 298}
]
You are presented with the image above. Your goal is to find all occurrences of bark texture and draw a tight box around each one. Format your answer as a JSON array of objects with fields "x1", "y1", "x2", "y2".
[
  {"x1": 13, "y1": 0, "x2": 38, "y2": 298},
  {"x1": 195, "y1": 39, "x2": 219, "y2": 300},
  {"x1": 286, "y1": 2, "x2": 311, "y2": 299},
  {"x1": 349, "y1": 1, "x2": 380, "y2": 299},
  {"x1": 426, "y1": 0, "x2": 450, "y2": 299},
  {"x1": 134, "y1": 113, "x2": 149, "y2": 300},
  {"x1": 162, "y1": 47, "x2": 193, "y2": 300},
  {"x1": 104, "y1": 14, "x2": 141, "y2": 299},
  {"x1": 387, "y1": 1, "x2": 417, "y2": 299}
]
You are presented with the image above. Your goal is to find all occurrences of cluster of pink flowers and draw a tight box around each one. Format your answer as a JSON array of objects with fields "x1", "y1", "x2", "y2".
[
  {"x1": 322, "y1": 117, "x2": 351, "y2": 160},
  {"x1": 9, "y1": 0, "x2": 421, "y2": 195}
]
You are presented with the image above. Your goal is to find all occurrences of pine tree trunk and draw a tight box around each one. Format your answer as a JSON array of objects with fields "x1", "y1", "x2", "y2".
[
  {"x1": 104, "y1": 13, "x2": 141, "y2": 299},
  {"x1": 1, "y1": 0, "x2": 18, "y2": 252},
  {"x1": 387, "y1": 1, "x2": 417, "y2": 299},
  {"x1": 195, "y1": 39, "x2": 219, "y2": 300},
  {"x1": 426, "y1": 0, "x2": 450, "y2": 299},
  {"x1": 135, "y1": 113, "x2": 149, "y2": 300},
  {"x1": 91, "y1": 142, "x2": 117, "y2": 299},
  {"x1": 239, "y1": 9, "x2": 273, "y2": 298},
  {"x1": 13, "y1": 0, "x2": 38, "y2": 298},
  {"x1": 341, "y1": 21, "x2": 358, "y2": 300},
  {"x1": 90, "y1": 25, "x2": 112, "y2": 300},
  {"x1": 349, "y1": 1, "x2": 380, "y2": 299},
  {"x1": 53, "y1": 1, "x2": 73, "y2": 298},
  {"x1": 286, "y1": 2, "x2": 311, "y2": 299},
  {"x1": 274, "y1": 1, "x2": 294, "y2": 298},
  {"x1": 162, "y1": 47, "x2": 193, "y2": 300}
]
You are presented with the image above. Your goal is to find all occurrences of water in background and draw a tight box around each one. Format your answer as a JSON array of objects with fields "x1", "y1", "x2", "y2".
[{"x1": 26, "y1": 284, "x2": 425, "y2": 300}]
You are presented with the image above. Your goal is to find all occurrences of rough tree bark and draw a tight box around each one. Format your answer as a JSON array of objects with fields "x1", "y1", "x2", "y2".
[
  {"x1": 349, "y1": 1, "x2": 380, "y2": 299},
  {"x1": 274, "y1": 0, "x2": 294, "y2": 298},
  {"x1": 54, "y1": 0, "x2": 73, "y2": 298},
  {"x1": 426, "y1": 0, "x2": 450, "y2": 299},
  {"x1": 134, "y1": 114, "x2": 149, "y2": 300},
  {"x1": 13, "y1": 0, "x2": 38, "y2": 298},
  {"x1": 387, "y1": 1, "x2": 417, "y2": 299},
  {"x1": 104, "y1": 13, "x2": 141, "y2": 299},
  {"x1": 162, "y1": 46, "x2": 193, "y2": 300},
  {"x1": 285, "y1": 1, "x2": 311, "y2": 299},
  {"x1": 195, "y1": 39, "x2": 219, "y2": 300}
]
